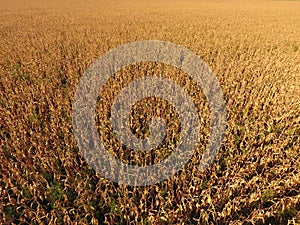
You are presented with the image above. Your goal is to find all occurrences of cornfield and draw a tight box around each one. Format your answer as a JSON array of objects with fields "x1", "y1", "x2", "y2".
[{"x1": 0, "y1": 0, "x2": 299, "y2": 224}]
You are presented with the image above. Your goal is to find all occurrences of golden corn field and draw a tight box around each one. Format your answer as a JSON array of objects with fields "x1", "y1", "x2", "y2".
[{"x1": 1, "y1": 0, "x2": 300, "y2": 224}]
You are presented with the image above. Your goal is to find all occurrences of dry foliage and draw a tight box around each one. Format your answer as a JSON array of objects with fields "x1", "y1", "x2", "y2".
[{"x1": 0, "y1": 0, "x2": 300, "y2": 224}]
